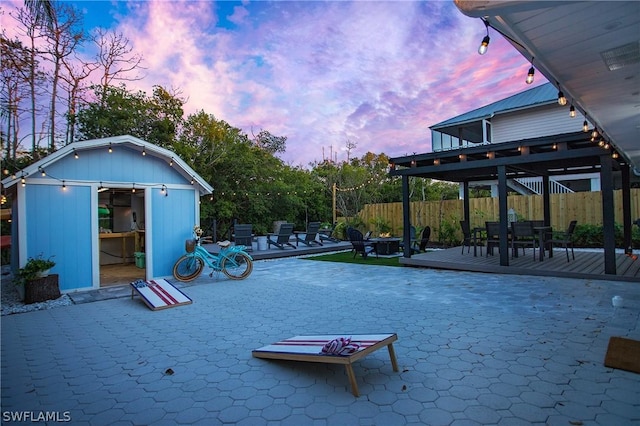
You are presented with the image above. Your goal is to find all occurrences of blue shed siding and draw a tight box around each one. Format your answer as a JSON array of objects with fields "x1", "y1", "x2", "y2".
[
  {"x1": 150, "y1": 188, "x2": 197, "y2": 278},
  {"x1": 39, "y1": 146, "x2": 187, "y2": 186},
  {"x1": 24, "y1": 183, "x2": 93, "y2": 291}
]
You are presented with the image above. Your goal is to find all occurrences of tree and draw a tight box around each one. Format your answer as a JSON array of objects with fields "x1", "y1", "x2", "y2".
[
  {"x1": 41, "y1": 2, "x2": 85, "y2": 150},
  {"x1": 251, "y1": 129, "x2": 286, "y2": 155},
  {"x1": 92, "y1": 28, "x2": 144, "y2": 101},
  {"x1": 76, "y1": 84, "x2": 184, "y2": 147}
]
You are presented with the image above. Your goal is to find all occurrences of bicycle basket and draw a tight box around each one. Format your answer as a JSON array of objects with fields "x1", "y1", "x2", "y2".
[{"x1": 185, "y1": 239, "x2": 196, "y2": 253}]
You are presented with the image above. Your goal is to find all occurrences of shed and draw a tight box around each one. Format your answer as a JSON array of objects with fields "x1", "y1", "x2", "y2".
[{"x1": 1, "y1": 135, "x2": 213, "y2": 293}]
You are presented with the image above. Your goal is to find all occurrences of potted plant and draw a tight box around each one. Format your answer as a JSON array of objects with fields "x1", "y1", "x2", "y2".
[{"x1": 15, "y1": 254, "x2": 60, "y2": 303}]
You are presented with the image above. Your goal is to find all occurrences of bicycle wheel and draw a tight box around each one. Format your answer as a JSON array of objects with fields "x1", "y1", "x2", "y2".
[
  {"x1": 173, "y1": 255, "x2": 205, "y2": 282},
  {"x1": 221, "y1": 252, "x2": 253, "y2": 280}
]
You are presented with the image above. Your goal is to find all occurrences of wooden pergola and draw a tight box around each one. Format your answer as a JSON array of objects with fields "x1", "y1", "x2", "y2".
[{"x1": 389, "y1": 131, "x2": 636, "y2": 276}]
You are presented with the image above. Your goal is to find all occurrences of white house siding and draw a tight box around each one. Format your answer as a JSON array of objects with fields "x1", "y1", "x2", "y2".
[
  {"x1": 22, "y1": 182, "x2": 93, "y2": 292},
  {"x1": 150, "y1": 187, "x2": 197, "y2": 278},
  {"x1": 492, "y1": 105, "x2": 583, "y2": 143}
]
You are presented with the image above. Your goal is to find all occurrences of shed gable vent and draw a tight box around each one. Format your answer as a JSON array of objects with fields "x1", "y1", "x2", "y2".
[{"x1": 600, "y1": 41, "x2": 640, "y2": 71}]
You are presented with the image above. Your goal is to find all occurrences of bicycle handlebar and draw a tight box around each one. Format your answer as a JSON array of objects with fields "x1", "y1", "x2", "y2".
[{"x1": 199, "y1": 236, "x2": 214, "y2": 244}]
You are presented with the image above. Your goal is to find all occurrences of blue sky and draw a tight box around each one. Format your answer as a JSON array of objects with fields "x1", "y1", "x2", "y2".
[{"x1": 5, "y1": 0, "x2": 545, "y2": 166}]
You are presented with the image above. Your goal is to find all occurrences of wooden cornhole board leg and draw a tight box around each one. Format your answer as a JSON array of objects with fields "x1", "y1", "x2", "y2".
[
  {"x1": 130, "y1": 278, "x2": 192, "y2": 311},
  {"x1": 252, "y1": 333, "x2": 399, "y2": 397}
]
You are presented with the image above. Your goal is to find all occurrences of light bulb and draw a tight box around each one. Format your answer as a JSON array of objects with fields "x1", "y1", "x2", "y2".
[
  {"x1": 478, "y1": 35, "x2": 490, "y2": 55},
  {"x1": 583, "y1": 120, "x2": 589, "y2": 132},
  {"x1": 569, "y1": 105, "x2": 576, "y2": 118},
  {"x1": 557, "y1": 91, "x2": 567, "y2": 106},
  {"x1": 526, "y1": 66, "x2": 535, "y2": 84}
]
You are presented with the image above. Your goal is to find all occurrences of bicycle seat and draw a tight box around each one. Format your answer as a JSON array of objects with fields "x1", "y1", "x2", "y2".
[{"x1": 217, "y1": 240, "x2": 232, "y2": 248}]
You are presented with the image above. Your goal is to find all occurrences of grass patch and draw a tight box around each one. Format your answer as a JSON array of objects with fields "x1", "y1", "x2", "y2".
[{"x1": 303, "y1": 250, "x2": 403, "y2": 267}]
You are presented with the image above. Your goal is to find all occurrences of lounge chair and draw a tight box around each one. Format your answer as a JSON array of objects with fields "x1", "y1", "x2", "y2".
[
  {"x1": 267, "y1": 223, "x2": 296, "y2": 249},
  {"x1": 295, "y1": 221, "x2": 323, "y2": 247},
  {"x1": 319, "y1": 223, "x2": 340, "y2": 243},
  {"x1": 347, "y1": 227, "x2": 376, "y2": 259},
  {"x1": 232, "y1": 224, "x2": 254, "y2": 251}
]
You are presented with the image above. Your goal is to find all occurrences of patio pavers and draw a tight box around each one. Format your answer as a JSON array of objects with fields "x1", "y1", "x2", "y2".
[{"x1": 1, "y1": 257, "x2": 639, "y2": 425}]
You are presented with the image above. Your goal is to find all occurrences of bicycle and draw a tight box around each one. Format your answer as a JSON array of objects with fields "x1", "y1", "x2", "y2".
[{"x1": 173, "y1": 226, "x2": 253, "y2": 282}]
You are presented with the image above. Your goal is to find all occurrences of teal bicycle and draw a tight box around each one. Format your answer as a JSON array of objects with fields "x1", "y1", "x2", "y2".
[{"x1": 173, "y1": 227, "x2": 253, "y2": 282}]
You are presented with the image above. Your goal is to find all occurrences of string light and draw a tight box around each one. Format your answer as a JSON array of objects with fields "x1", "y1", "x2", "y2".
[
  {"x1": 74, "y1": 149, "x2": 79, "y2": 159},
  {"x1": 569, "y1": 104, "x2": 576, "y2": 118},
  {"x1": 478, "y1": 19, "x2": 490, "y2": 55},
  {"x1": 583, "y1": 119, "x2": 589, "y2": 132},
  {"x1": 40, "y1": 167, "x2": 46, "y2": 177},
  {"x1": 108, "y1": 143, "x2": 113, "y2": 153},
  {"x1": 526, "y1": 59, "x2": 535, "y2": 84},
  {"x1": 142, "y1": 147, "x2": 146, "y2": 156},
  {"x1": 557, "y1": 90, "x2": 567, "y2": 106},
  {"x1": 62, "y1": 180, "x2": 67, "y2": 190},
  {"x1": 132, "y1": 183, "x2": 136, "y2": 193},
  {"x1": 169, "y1": 158, "x2": 174, "y2": 166},
  {"x1": 190, "y1": 176, "x2": 195, "y2": 185}
]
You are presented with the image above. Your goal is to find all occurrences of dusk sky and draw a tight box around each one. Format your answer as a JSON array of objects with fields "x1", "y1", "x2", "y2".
[{"x1": 5, "y1": 0, "x2": 546, "y2": 167}]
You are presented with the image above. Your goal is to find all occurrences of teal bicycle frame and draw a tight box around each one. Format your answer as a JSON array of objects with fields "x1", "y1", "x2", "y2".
[{"x1": 173, "y1": 236, "x2": 254, "y2": 282}]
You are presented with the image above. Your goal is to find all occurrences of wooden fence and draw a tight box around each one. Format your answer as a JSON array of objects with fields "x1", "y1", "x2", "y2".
[{"x1": 354, "y1": 189, "x2": 640, "y2": 240}]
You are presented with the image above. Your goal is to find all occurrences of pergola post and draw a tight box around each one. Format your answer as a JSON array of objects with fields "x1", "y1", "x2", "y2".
[
  {"x1": 600, "y1": 155, "x2": 616, "y2": 274},
  {"x1": 402, "y1": 175, "x2": 412, "y2": 258},
  {"x1": 498, "y1": 165, "x2": 509, "y2": 266},
  {"x1": 621, "y1": 164, "x2": 632, "y2": 254}
]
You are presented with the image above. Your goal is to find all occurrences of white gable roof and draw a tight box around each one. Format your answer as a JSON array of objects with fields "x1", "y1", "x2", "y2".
[{"x1": 2, "y1": 135, "x2": 213, "y2": 194}]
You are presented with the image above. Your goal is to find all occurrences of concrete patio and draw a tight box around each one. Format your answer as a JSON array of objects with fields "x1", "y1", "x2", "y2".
[{"x1": 1, "y1": 256, "x2": 639, "y2": 425}]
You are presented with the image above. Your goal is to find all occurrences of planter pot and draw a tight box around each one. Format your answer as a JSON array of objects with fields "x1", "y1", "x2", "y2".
[
  {"x1": 16, "y1": 283, "x2": 25, "y2": 302},
  {"x1": 257, "y1": 236, "x2": 268, "y2": 251},
  {"x1": 24, "y1": 274, "x2": 61, "y2": 304},
  {"x1": 36, "y1": 269, "x2": 51, "y2": 278}
]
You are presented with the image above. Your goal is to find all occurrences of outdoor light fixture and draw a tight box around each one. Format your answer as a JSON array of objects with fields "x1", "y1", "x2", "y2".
[
  {"x1": 569, "y1": 104, "x2": 576, "y2": 118},
  {"x1": 583, "y1": 119, "x2": 589, "y2": 132},
  {"x1": 478, "y1": 19, "x2": 490, "y2": 55},
  {"x1": 108, "y1": 143, "x2": 113, "y2": 153},
  {"x1": 612, "y1": 151, "x2": 619, "y2": 159},
  {"x1": 62, "y1": 180, "x2": 67, "y2": 191},
  {"x1": 557, "y1": 90, "x2": 567, "y2": 106},
  {"x1": 190, "y1": 176, "x2": 195, "y2": 185},
  {"x1": 142, "y1": 147, "x2": 146, "y2": 156},
  {"x1": 526, "y1": 61, "x2": 535, "y2": 84},
  {"x1": 74, "y1": 149, "x2": 79, "y2": 159},
  {"x1": 40, "y1": 167, "x2": 45, "y2": 177},
  {"x1": 161, "y1": 185, "x2": 168, "y2": 197},
  {"x1": 169, "y1": 158, "x2": 174, "y2": 166},
  {"x1": 592, "y1": 128, "x2": 599, "y2": 139},
  {"x1": 132, "y1": 183, "x2": 136, "y2": 193}
]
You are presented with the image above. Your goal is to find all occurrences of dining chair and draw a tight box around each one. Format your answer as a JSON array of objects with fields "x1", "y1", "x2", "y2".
[
  {"x1": 485, "y1": 221, "x2": 500, "y2": 257},
  {"x1": 545, "y1": 220, "x2": 577, "y2": 262},
  {"x1": 511, "y1": 221, "x2": 537, "y2": 259}
]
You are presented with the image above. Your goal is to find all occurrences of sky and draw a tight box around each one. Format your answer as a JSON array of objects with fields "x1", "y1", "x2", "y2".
[{"x1": 4, "y1": 0, "x2": 546, "y2": 167}]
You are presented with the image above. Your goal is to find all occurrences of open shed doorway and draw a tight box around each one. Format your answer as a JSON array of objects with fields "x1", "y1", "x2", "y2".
[{"x1": 98, "y1": 188, "x2": 146, "y2": 287}]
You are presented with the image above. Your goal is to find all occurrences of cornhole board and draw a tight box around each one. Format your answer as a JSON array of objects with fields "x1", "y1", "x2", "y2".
[
  {"x1": 604, "y1": 336, "x2": 640, "y2": 374},
  {"x1": 252, "y1": 333, "x2": 398, "y2": 396},
  {"x1": 130, "y1": 279, "x2": 192, "y2": 311}
]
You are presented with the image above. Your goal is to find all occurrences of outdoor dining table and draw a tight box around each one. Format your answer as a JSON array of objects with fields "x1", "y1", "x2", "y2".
[{"x1": 534, "y1": 226, "x2": 553, "y2": 261}]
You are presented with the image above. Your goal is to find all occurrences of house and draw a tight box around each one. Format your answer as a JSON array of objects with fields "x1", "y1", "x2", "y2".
[
  {"x1": 430, "y1": 83, "x2": 603, "y2": 197},
  {"x1": 1, "y1": 135, "x2": 213, "y2": 293}
]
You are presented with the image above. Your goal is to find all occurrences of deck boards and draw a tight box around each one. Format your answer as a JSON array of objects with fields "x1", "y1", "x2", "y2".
[{"x1": 401, "y1": 247, "x2": 640, "y2": 282}]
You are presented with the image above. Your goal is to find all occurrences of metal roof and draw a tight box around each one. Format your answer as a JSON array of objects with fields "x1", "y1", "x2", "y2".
[{"x1": 430, "y1": 82, "x2": 557, "y2": 136}]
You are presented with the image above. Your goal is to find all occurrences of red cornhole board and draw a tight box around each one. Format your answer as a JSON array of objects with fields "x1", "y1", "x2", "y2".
[
  {"x1": 130, "y1": 279, "x2": 192, "y2": 311},
  {"x1": 252, "y1": 333, "x2": 398, "y2": 396}
]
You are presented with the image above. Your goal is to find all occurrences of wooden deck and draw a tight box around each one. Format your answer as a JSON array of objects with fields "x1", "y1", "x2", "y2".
[{"x1": 400, "y1": 246, "x2": 640, "y2": 283}]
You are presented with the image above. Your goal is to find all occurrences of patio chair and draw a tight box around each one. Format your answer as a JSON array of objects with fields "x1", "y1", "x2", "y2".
[
  {"x1": 295, "y1": 221, "x2": 323, "y2": 247},
  {"x1": 399, "y1": 225, "x2": 418, "y2": 254},
  {"x1": 460, "y1": 221, "x2": 473, "y2": 254},
  {"x1": 232, "y1": 224, "x2": 254, "y2": 251},
  {"x1": 267, "y1": 223, "x2": 296, "y2": 250},
  {"x1": 418, "y1": 226, "x2": 431, "y2": 252},
  {"x1": 347, "y1": 227, "x2": 376, "y2": 259},
  {"x1": 544, "y1": 220, "x2": 577, "y2": 262},
  {"x1": 319, "y1": 223, "x2": 340, "y2": 243},
  {"x1": 511, "y1": 221, "x2": 537, "y2": 259},
  {"x1": 485, "y1": 221, "x2": 501, "y2": 256}
]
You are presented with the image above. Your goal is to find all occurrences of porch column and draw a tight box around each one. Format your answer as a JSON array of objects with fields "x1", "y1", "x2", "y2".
[
  {"x1": 542, "y1": 175, "x2": 551, "y2": 226},
  {"x1": 402, "y1": 175, "x2": 412, "y2": 258},
  {"x1": 498, "y1": 165, "x2": 509, "y2": 266},
  {"x1": 621, "y1": 164, "x2": 632, "y2": 254},
  {"x1": 462, "y1": 181, "x2": 470, "y2": 222},
  {"x1": 600, "y1": 155, "x2": 616, "y2": 274}
]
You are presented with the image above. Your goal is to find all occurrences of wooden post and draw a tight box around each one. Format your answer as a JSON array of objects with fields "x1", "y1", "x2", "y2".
[{"x1": 332, "y1": 182, "x2": 337, "y2": 225}]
